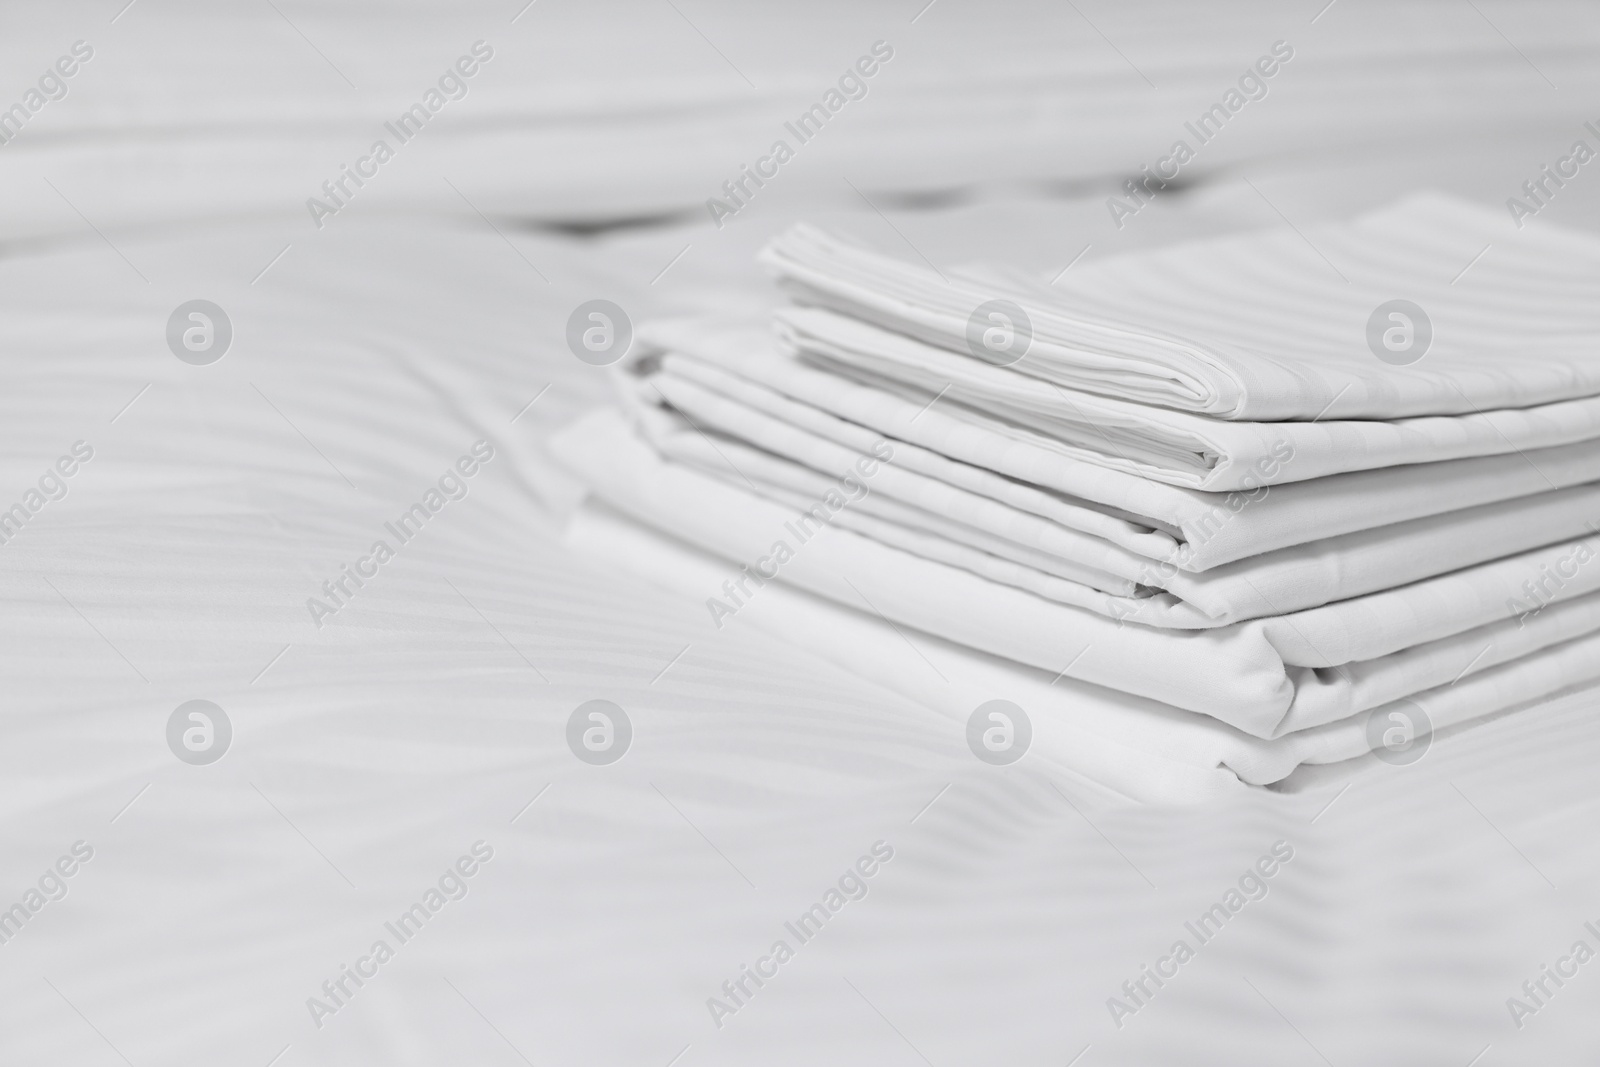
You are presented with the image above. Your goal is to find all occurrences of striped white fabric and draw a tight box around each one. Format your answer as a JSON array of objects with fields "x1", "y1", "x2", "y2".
[
  {"x1": 762, "y1": 195, "x2": 1600, "y2": 422},
  {"x1": 551, "y1": 408, "x2": 1600, "y2": 744},
  {"x1": 563, "y1": 495, "x2": 1600, "y2": 791},
  {"x1": 778, "y1": 305, "x2": 1600, "y2": 490},
  {"x1": 629, "y1": 348, "x2": 1600, "y2": 626},
  {"x1": 545, "y1": 196, "x2": 1600, "y2": 784},
  {"x1": 639, "y1": 318, "x2": 1600, "y2": 568}
]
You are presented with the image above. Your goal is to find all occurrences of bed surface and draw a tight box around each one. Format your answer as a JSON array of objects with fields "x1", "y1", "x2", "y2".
[{"x1": 3, "y1": 166, "x2": 1599, "y2": 1063}]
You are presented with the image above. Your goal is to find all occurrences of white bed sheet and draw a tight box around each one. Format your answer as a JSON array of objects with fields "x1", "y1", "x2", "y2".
[
  {"x1": 4, "y1": 185, "x2": 1600, "y2": 1067},
  {"x1": 762, "y1": 196, "x2": 1600, "y2": 420},
  {"x1": 641, "y1": 317, "x2": 1600, "y2": 568},
  {"x1": 553, "y1": 407, "x2": 1600, "y2": 739},
  {"x1": 630, "y1": 356, "x2": 1600, "y2": 622}
]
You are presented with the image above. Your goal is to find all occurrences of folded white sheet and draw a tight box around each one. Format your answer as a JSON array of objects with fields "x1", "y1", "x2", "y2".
[
  {"x1": 641, "y1": 407, "x2": 1145, "y2": 594},
  {"x1": 778, "y1": 305, "x2": 1600, "y2": 490},
  {"x1": 552, "y1": 408, "x2": 1600, "y2": 740},
  {"x1": 565, "y1": 498, "x2": 1600, "y2": 796},
  {"x1": 644, "y1": 400, "x2": 1600, "y2": 627},
  {"x1": 630, "y1": 354, "x2": 1600, "y2": 624},
  {"x1": 761, "y1": 194, "x2": 1600, "y2": 422},
  {"x1": 640, "y1": 318, "x2": 1600, "y2": 568}
]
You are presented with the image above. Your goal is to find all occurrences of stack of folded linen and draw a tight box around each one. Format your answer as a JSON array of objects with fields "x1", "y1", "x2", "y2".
[{"x1": 552, "y1": 193, "x2": 1600, "y2": 799}]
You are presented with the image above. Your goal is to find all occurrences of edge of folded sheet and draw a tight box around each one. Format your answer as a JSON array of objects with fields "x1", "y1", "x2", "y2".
[
  {"x1": 557, "y1": 496, "x2": 1250, "y2": 805},
  {"x1": 561, "y1": 485, "x2": 1600, "y2": 807},
  {"x1": 756, "y1": 193, "x2": 1600, "y2": 427},
  {"x1": 550, "y1": 402, "x2": 1600, "y2": 764}
]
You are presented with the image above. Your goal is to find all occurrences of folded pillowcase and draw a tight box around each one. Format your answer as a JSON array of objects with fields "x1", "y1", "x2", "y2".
[
  {"x1": 760, "y1": 192, "x2": 1600, "y2": 422},
  {"x1": 779, "y1": 305, "x2": 1600, "y2": 490}
]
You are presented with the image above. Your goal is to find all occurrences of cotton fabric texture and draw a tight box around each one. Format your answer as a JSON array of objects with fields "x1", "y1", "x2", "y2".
[{"x1": 551, "y1": 194, "x2": 1600, "y2": 787}]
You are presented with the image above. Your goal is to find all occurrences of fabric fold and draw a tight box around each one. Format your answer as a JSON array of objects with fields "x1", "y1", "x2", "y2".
[
  {"x1": 629, "y1": 324, "x2": 1600, "y2": 626},
  {"x1": 550, "y1": 407, "x2": 1600, "y2": 741},
  {"x1": 551, "y1": 193, "x2": 1600, "y2": 793},
  {"x1": 562, "y1": 496, "x2": 1600, "y2": 796},
  {"x1": 639, "y1": 317, "x2": 1600, "y2": 568},
  {"x1": 759, "y1": 194, "x2": 1600, "y2": 422},
  {"x1": 777, "y1": 305, "x2": 1600, "y2": 490}
]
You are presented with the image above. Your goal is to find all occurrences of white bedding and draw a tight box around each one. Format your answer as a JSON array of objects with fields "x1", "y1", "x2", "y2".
[
  {"x1": 640, "y1": 318, "x2": 1600, "y2": 566},
  {"x1": 763, "y1": 196, "x2": 1600, "y2": 420},
  {"x1": 781, "y1": 306, "x2": 1600, "y2": 489},
  {"x1": 629, "y1": 347, "x2": 1600, "y2": 621},
  {"x1": 9, "y1": 1, "x2": 1600, "y2": 240},
  {"x1": 553, "y1": 407, "x2": 1600, "y2": 740},
  {"x1": 566, "y1": 499, "x2": 1600, "y2": 792},
  {"x1": 6, "y1": 171, "x2": 1600, "y2": 1067}
]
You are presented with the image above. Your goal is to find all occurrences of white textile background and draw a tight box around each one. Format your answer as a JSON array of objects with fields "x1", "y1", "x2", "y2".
[{"x1": 5, "y1": 2, "x2": 1600, "y2": 1063}]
